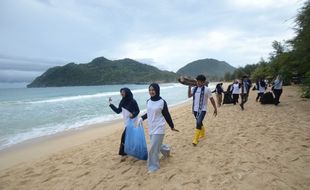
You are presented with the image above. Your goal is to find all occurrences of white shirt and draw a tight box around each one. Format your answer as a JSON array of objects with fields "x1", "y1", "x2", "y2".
[
  {"x1": 258, "y1": 83, "x2": 266, "y2": 93},
  {"x1": 191, "y1": 86, "x2": 213, "y2": 112},
  {"x1": 232, "y1": 83, "x2": 240, "y2": 94},
  {"x1": 274, "y1": 79, "x2": 283, "y2": 90},
  {"x1": 122, "y1": 108, "x2": 137, "y2": 127},
  {"x1": 146, "y1": 99, "x2": 166, "y2": 135}
]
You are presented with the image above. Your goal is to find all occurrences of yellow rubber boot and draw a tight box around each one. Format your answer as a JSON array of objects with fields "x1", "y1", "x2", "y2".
[
  {"x1": 192, "y1": 129, "x2": 201, "y2": 146},
  {"x1": 199, "y1": 126, "x2": 205, "y2": 139}
]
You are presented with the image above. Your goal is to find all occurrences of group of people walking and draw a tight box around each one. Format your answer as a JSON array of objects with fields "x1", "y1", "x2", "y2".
[
  {"x1": 253, "y1": 75, "x2": 283, "y2": 105},
  {"x1": 212, "y1": 75, "x2": 283, "y2": 109},
  {"x1": 108, "y1": 74, "x2": 283, "y2": 173},
  {"x1": 212, "y1": 76, "x2": 252, "y2": 110},
  {"x1": 108, "y1": 74, "x2": 217, "y2": 173}
]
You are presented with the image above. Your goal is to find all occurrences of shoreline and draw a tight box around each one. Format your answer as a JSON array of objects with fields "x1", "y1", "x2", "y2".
[
  {"x1": 0, "y1": 119, "x2": 123, "y2": 170},
  {"x1": 0, "y1": 99, "x2": 191, "y2": 170}
]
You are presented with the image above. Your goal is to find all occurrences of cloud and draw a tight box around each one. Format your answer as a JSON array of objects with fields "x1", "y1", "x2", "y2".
[
  {"x1": 112, "y1": 27, "x2": 294, "y2": 71},
  {"x1": 0, "y1": 54, "x2": 67, "y2": 82},
  {"x1": 0, "y1": 0, "x2": 306, "y2": 82},
  {"x1": 229, "y1": 0, "x2": 300, "y2": 9},
  {"x1": 0, "y1": 70, "x2": 42, "y2": 82},
  {"x1": 35, "y1": 0, "x2": 52, "y2": 6},
  {"x1": 132, "y1": 58, "x2": 169, "y2": 70},
  {"x1": 0, "y1": 54, "x2": 67, "y2": 71}
]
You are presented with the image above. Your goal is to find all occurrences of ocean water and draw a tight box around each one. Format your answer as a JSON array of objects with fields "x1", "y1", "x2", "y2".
[{"x1": 0, "y1": 83, "x2": 216, "y2": 150}]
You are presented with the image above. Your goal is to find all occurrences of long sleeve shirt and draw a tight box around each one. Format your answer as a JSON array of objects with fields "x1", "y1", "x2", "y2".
[
  {"x1": 109, "y1": 99, "x2": 140, "y2": 126},
  {"x1": 141, "y1": 99, "x2": 174, "y2": 135}
]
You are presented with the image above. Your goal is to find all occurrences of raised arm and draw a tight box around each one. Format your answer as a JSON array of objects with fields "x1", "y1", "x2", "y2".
[{"x1": 109, "y1": 102, "x2": 122, "y2": 114}]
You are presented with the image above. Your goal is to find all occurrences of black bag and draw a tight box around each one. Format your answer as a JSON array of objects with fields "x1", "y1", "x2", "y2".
[
  {"x1": 223, "y1": 92, "x2": 234, "y2": 104},
  {"x1": 260, "y1": 92, "x2": 274, "y2": 104}
]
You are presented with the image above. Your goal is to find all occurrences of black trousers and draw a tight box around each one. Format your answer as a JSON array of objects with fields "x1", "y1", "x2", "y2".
[
  {"x1": 119, "y1": 128, "x2": 127, "y2": 156},
  {"x1": 232, "y1": 94, "x2": 239, "y2": 104},
  {"x1": 273, "y1": 89, "x2": 283, "y2": 105},
  {"x1": 240, "y1": 94, "x2": 248, "y2": 109},
  {"x1": 256, "y1": 92, "x2": 264, "y2": 101}
]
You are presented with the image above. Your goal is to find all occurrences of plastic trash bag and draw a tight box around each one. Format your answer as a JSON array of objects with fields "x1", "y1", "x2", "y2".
[{"x1": 124, "y1": 120, "x2": 148, "y2": 160}]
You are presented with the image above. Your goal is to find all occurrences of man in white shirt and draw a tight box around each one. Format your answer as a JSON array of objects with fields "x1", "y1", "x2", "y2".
[{"x1": 188, "y1": 75, "x2": 217, "y2": 146}]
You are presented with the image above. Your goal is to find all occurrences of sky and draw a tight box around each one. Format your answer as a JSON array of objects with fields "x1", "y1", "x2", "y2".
[{"x1": 0, "y1": 0, "x2": 306, "y2": 83}]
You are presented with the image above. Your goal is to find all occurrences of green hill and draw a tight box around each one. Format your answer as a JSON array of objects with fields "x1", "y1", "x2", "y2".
[
  {"x1": 177, "y1": 58, "x2": 235, "y2": 81},
  {"x1": 27, "y1": 57, "x2": 178, "y2": 87}
]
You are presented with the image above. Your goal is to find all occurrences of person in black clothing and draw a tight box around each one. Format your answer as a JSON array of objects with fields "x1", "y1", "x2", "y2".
[
  {"x1": 244, "y1": 77, "x2": 252, "y2": 96},
  {"x1": 231, "y1": 80, "x2": 241, "y2": 105},
  {"x1": 222, "y1": 83, "x2": 234, "y2": 105},
  {"x1": 255, "y1": 78, "x2": 267, "y2": 102},
  {"x1": 212, "y1": 83, "x2": 224, "y2": 107},
  {"x1": 109, "y1": 88, "x2": 140, "y2": 157},
  {"x1": 272, "y1": 75, "x2": 283, "y2": 105},
  {"x1": 240, "y1": 76, "x2": 251, "y2": 110}
]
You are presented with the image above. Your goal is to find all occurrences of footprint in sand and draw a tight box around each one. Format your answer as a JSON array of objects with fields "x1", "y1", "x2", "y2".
[
  {"x1": 167, "y1": 173, "x2": 177, "y2": 181},
  {"x1": 118, "y1": 184, "x2": 130, "y2": 190},
  {"x1": 27, "y1": 173, "x2": 42, "y2": 178},
  {"x1": 22, "y1": 167, "x2": 36, "y2": 175},
  {"x1": 77, "y1": 171, "x2": 90, "y2": 178},
  {"x1": 62, "y1": 161, "x2": 74, "y2": 165},
  {"x1": 91, "y1": 179, "x2": 105, "y2": 190},
  {"x1": 41, "y1": 174, "x2": 59, "y2": 183},
  {"x1": 106, "y1": 174, "x2": 114, "y2": 179},
  {"x1": 121, "y1": 167, "x2": 132, "y2": 174},
  {"x1": 18, "y1": 179, "x2": 31, "y2": 185},
  {"x1": 0, "y1": 174, "x2": 9, "y2": 179},
  {"x1": 182, "y1": 179, "x2": 200, "y2": 185}
]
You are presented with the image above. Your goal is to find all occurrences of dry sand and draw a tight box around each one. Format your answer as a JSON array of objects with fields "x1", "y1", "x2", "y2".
[{"x1": 0, "y1": 85, "x2": 309, "y2": 190}]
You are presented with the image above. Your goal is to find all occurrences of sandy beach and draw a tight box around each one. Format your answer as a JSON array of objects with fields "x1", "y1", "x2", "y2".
[{"x1": 0, "y1": 85, "x2": 310, "y2": 190}]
